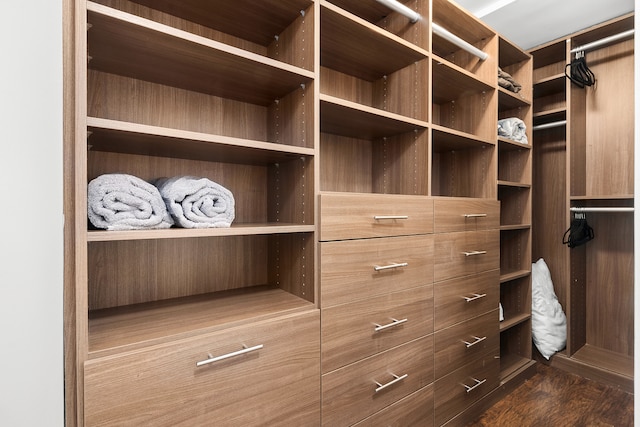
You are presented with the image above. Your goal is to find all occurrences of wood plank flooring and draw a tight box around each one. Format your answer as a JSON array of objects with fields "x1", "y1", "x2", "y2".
[{"x1": 467, "y1": 364, "x2": 634, "y2": 426}]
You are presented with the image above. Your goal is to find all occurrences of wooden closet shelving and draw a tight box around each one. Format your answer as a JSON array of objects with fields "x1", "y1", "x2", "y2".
[
  {"x1": 65, "y1": 0, "x2": 538, "y2": 425},
  {"x1": 530, "y1": 13, "x2": 635, "y2": 393}
]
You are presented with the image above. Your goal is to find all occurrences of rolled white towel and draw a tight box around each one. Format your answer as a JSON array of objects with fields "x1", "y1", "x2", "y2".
[
  {"x1": 88, "y1": 173, "x2": 174, "y2": 231},
  {"x1": 155, "y1": 176, "x2": 235, "y2": 228}
]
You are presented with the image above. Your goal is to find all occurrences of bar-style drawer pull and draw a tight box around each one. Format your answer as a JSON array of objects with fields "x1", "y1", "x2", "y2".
[
  {"x1": 374, "y1": 317, "x2": 408, "y2": 332},
  {"x1": 462, "y1": 250, "x2": 487, "y2": 257},
  {"x1": 196, "y1": 344, "x2": 264, "y2": 367},
  {"x1": 374, "y1": 262, "x2": 408, "y2": 271},
  {"x1": 462, "y1": 293, "x2": 487, "y2": 302},
  {"x1": 464, "y1": 213, "x2": 487, "y2": 218},
  {"x1": 463, "y1": 377, "x2": 487, "y2": 393},
  {"x1": 463, "y1": 336, "x2": 487, "y2": 348},
  {"x1": 374, "y1": 373, "x2": 408, "y2": 393},
  {"x1": 373, "y1": 215, "x2": 409, "y2": 220}
]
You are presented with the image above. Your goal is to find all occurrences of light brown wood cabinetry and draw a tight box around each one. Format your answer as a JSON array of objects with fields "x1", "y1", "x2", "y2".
[
  {"x1": 530, "y1": 14, "x2": 634, "y2": 392},
  {"x1": 65, "y1": 0, "x2": 534, "y2": 425}
]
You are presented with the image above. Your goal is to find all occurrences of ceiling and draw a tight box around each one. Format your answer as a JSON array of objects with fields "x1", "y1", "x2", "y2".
[{"x1": 453, "y1": 0, "x2": 635, "y2": 50}]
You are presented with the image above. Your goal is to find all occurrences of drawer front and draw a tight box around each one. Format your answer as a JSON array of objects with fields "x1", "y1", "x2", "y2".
[
  {"x1": 320, "y1": 193, "x2": 433, "y2": 241},
  {"x1": 352, "y1": 385, "x2": 434, "y2": 427},
  {"x1": 320, "y1": 235, "x2": 433, "y2": 307},
  {"x1": 434, "y1": 310, "x2": 499, "y2": 379},
  {"x1": 434, "y1": 355, "x2": 499, "y2": 426},
  {"x1": 434, "y1": 269, "x2": 499, "y2": 330},
  {"x1": 322, "y1": 335, "x2": 434, "y2": 427},
  {"x1": 322, "y1": 285, "x2": 434, "y2": 373},
  {"x1": 434, "y1": 230, "x2": 499, "y2": 282},
  {"x1": 433, "y1": 198, "x2": 500, "y2": 233},
  {"x1": 84, "y1": 311, "x2": 320, "y2": 427}
]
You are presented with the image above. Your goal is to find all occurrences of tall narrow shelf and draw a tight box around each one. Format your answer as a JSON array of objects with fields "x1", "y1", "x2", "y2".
[
  {"x1": 530, "y1": 13, "x2": 635, "y2": 393},
  {"x1": 496, "y1": 35, "x2": 535, "y2": 384}
]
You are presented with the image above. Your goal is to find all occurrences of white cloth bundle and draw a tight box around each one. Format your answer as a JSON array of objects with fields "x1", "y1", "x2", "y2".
[
  {"x1": 88, "y1": 173, "x2": 174, "y2": 231},
  {"x1": 155, "y1": 176, "x2": 235, "y2": 228},
  {"x1": 498, "y1": 117, "x2": 528, "y2": 144},
  {"x1": 532, "y1": 258, "x2": 567, "y2": 360}
]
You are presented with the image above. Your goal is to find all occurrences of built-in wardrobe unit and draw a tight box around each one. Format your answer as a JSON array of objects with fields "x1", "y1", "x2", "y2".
[
  {"x1": 530, "y1": 13, "x2": 634, "y2": 392},
  {"x1": 63, "y1": 0, "x2": 534, "y2": 425}
]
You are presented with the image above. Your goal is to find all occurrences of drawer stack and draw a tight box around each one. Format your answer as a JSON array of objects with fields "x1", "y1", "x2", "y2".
[
  {"x1": 319, "y1": 193, "x2": 435, "y2": 426},
  {"x1": 432, "y1": 198, "x2": 501, "y2": 426}
]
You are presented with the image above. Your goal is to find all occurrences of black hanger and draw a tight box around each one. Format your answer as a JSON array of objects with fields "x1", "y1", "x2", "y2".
[
  {"x1": 565, "y1": 51, "x2": 596, "y2": 88},
  {"x1": 562, "y1": 212, "x2": 594, "y2": 248}
]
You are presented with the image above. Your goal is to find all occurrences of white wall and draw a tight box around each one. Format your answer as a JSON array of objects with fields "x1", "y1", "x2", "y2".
[{"x1": 0, "y1": 1, "x2": 64, "y2": 426}]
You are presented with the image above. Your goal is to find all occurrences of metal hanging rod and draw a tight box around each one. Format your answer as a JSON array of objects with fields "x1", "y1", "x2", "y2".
[
  {"x1": 532, "y1": 120, "x2": 566, "y2": 131},
  {"x1": 570, "y1": 207, "x2": 634, "y2": 213},
  {"x1": 375, "y1": 0, "x2": 488, "y2": 61},
  {"x1": 432, "y1": 23, "x2": 489, "y2": 61},
  {"x1": 570, "y1": 29, "x2": 635, "y2": 53}
]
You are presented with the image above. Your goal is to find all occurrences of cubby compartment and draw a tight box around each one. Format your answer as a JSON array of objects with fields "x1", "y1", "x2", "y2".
[
  {"x1": 431, "y1": 128, "x2": 496, "y2": 198},
  {"x1": 87, "y1": 3, "x2": 314, "y2": 147},
  {"x1": 498, "y1": 142, "x2": 532, "y2": 184},
  {"x1": 320, "y1": 2, "x2": 429, "y2": 121},
  {"x1": 94, "y1": 0, "x2": 315, "y2": 70},
  {"x1": 499, "y1": 318, "x2": 533, "y2": 381},
  {"x1": 531, "y1": 40, "x2": 566, "y2": 82},
  {"x1": 325, "y1": 0, "x2": 430, "y2": 51},
  {"x1": 87, "y1": 231, "x2": 315, "y2": 357},
  {"x1": 498, "y1": 187, "x2": 531, "y2": 227},
  {"x1": 320, "y1": 129, "x2": 429, "y2": 195},
  {"x1": 500, "y1": 228, "x2": 531, "y2": 276},
  {"x1": 431, "y1": 0, "x2": 497, "y2": 85},
  {"x1": 432, "y1": 62, "x2": 497, "y2": 141},
  {"x1": 499, "y1": 37, "x2": 533, "y2": 103}
]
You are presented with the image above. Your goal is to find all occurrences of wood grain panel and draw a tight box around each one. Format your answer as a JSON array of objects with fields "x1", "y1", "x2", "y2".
[
  {"x1": 319, "y1": 193, "x2": 433, "y2": 240},
  {"x1": 433, "y1": 198, "x2": 500, "y2": 232},
  {"x1": 434, "y1": 269, "x2": 499, "y2": 330},
  {"x1": 322, "y1": 285, "x2": 433, "y2": 373},
  {"x1": 352, "y1": 385, "x2": 434, "y2": 427},
  {"x1": 320, "y1": 235, "x2": 433, "y2": 307},
  {"x1": 434, "y1": 310, "x2": 499, "y2": 379},
  {"x1": 433, "y1": 231, "x2": 500, "y2": 282},
  {"x1": 322, "y1": 335, "x2": 434, "y2": 427},
  {"x1": 85, "y1": 311, "x2": 320, "y2": 426},
  {"x1": 434, "y1": 355, "x2": 499, "y2": 426}
]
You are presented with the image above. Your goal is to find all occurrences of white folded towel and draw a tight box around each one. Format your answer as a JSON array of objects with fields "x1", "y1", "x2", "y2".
[
  {"x1": 498, "y1": 117, "x2": 528, "y2": 144},
  {"x1": 155, "y1": 176, "x2": 235, "y2": 228},
  {"x1": 88, "y1": 173, "x2": 174, "y2": 231}
]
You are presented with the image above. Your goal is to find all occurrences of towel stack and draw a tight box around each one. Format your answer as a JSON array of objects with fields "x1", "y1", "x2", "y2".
[
  {"x1": 498, "y1": 67, "x2": 522, "y2": 93},
  {"x1": 88, "y1": 173, "x2": 235, "y2": 231},
  {"x1": 498, "y1": 117, "x2": 528, "y2": 144}
]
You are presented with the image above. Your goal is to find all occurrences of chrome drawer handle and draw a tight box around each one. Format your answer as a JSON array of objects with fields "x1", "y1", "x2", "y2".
[
  {"x1": 463, "y1": 377, "x2": 487, "y2": 393},
  {"x1": 374, "y1": 318, "x2": 408, "y2": 332},
  {"x1": 374, "y1": 373, "x2": 408, "y2": 393},
  {"x1": 374, "y1": 262, "x2": 408, "y2": 271},
  {"x1": 196, "y1": 344, "x2": 263, "y2": 367},
  {"x1": 462, "y1": 293, "x2": 487, "y2": 302},
  {"x1": 464, "y1": 213, "x2": 487, "y2": 218},
  {"x1": 373, "y1": 215, "x2": 409, "y2": 220},
  {"x1": 463, "y1": 336, "x2": 487, "y2": 348},
  {"x1": 462, "y1": 250, "x2": 487, "y2": 257}
]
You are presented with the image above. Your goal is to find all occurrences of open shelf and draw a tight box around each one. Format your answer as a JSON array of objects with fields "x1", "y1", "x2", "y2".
[
  {"x1": 87, "y1": 2, "x2": 314, "y2": 107},
  {"x1": 88, "y1": 286, "x2": 316, "y2": 357},
  {"x1": 500, "y1": 269, "x2": 530, "y2": 283}
]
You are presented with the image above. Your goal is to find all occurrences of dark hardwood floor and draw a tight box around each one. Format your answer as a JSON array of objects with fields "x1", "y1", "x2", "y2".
[{"x1": 467, "y1": 364, "x2": 634, "y2": 427}]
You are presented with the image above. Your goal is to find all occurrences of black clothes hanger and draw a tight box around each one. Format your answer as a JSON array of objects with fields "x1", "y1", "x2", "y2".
[
  {"x1": 565, "y1": 51, "x2": 596, "y2": 88},
  {"x1": 562, "y1": 212, "x2": 595, "y2": 248}
]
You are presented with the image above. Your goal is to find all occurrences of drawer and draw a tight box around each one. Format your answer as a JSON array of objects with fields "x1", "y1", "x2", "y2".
[
  {"x1": 322, "y1": 335, "x2": 434, "y2": 427},
  {"x1": 434, "y1": 310, "x2": 499, "y2": 379},
  {"x1": 320, "y1": 235, "x2": 433, "y2": 307},
  {"x1": 434, "y1": 269, "x2": 499, "y2": 330},
  {"x1": 352, "y1": 385, "x2": 434, "y2": 427},
  {"x1": 434, "y1": 355, "x2": 499, "y2": 426},
  {"x1": 319, "y1": 192, "x2": 433, "y2": 241},
  {"x1": 434, "y1": 230, "x2": 499, "y2": 282},
  {"x1": 322, "y1": 285, "x2": 433, "y2": 373},
  {"x1": 433, "y1": 198, "x2": 500, "y2": 233},
  {"x1": 84, "y1": 311, "x2": 320, "y2": 427}
]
